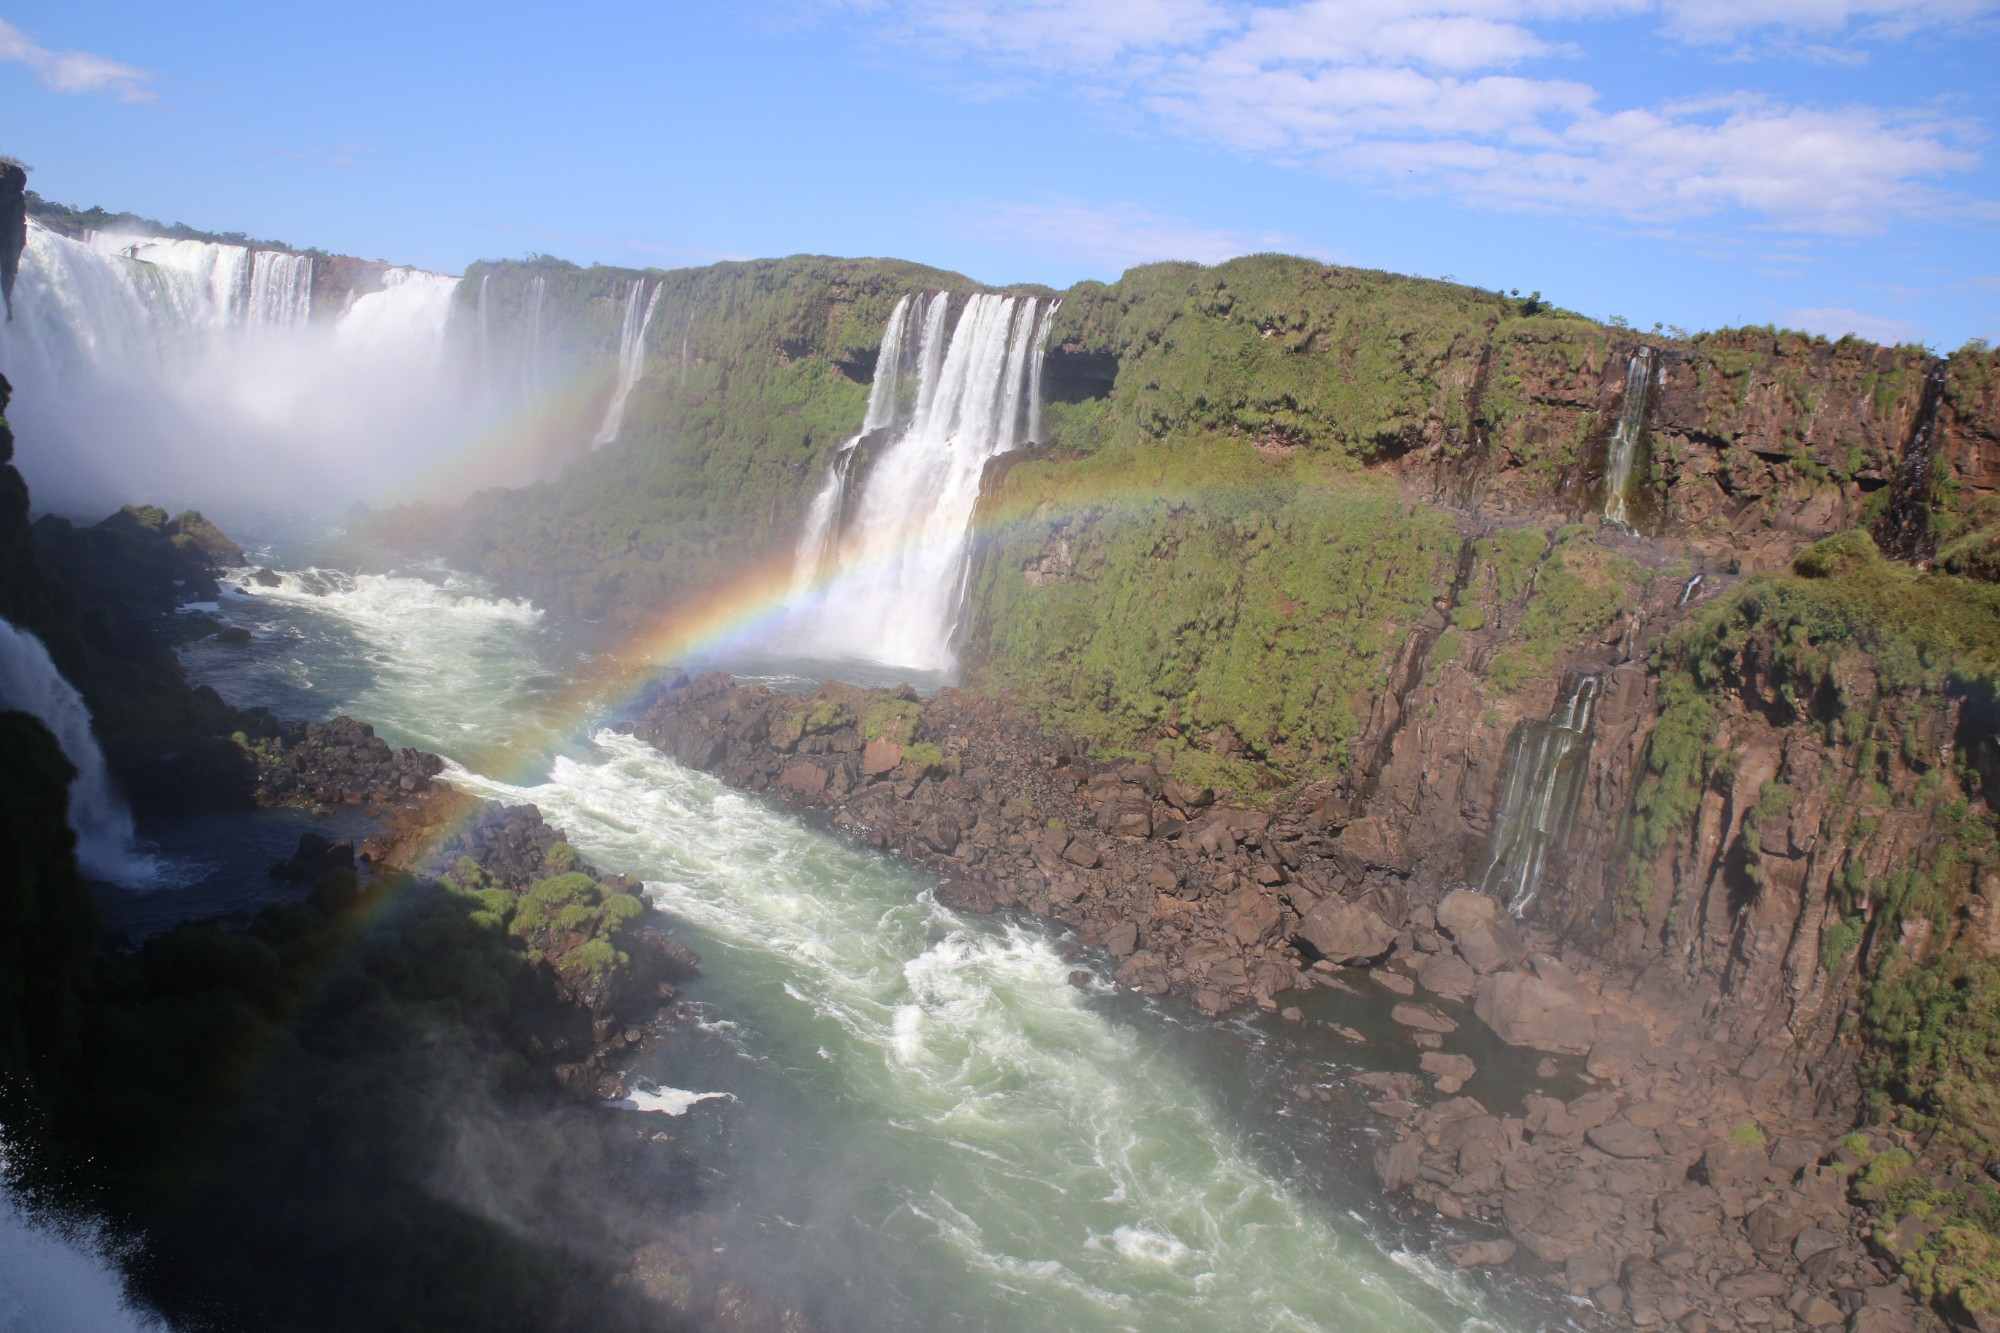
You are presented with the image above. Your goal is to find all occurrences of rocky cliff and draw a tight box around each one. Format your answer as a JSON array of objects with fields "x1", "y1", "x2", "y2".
[
  {"x1": 379, "y1": 245, "x2": 2000, "y2": 1323},
  {"x1": 0, "y1": 159, "x2": 25, "y2": 321}
]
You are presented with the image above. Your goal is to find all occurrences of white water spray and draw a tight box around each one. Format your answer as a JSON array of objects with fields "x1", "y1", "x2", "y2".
[
  {"x1": 792, "y1": 292, "x2": 1049, "y2": 671},
  {"x1": 0, "y1": 220, "x2": 465, "y2": 515},
  {"x1": 791, "y1": 294, "x2": 915, "y2": 595},
  {"x1": 0, "y1": 620, "x2": 156, "y2": 886},
  {"x1": 592, "y1": 279, "x2": 661, "y2": 447}
]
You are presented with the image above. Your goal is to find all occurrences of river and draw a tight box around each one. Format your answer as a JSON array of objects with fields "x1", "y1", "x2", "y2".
[{"x1": 159, "y1": 558, "x2": 1563, "y2": 1333}]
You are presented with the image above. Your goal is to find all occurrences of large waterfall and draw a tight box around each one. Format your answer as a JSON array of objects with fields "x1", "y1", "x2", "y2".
[
  {"x1": 790, "y1": 291, "x2": 1053, "y2": 672},
  {"x1": 1478, "y1": 673, "x2": 1600, "y2": 916},
  {"x1": 1601, "y1": 347, "x2": 1655, "y2": 531},
  {"x1": 0, "y1": 219, "x2": 464, "y2": 517},
  {"x1": 591, "y1": 278, "x2": 662, "y2": 447},
  {"x1": 0, "y1": 620, "x2": 156, "y2": 887}
]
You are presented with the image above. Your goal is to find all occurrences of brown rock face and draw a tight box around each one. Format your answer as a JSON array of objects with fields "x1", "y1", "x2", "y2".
[
  {"x1": 1473, "y1": 972, "x2": 1597, "y2": 1053},
  {"x1": 1298, "y1": 898, "x2": 1396, "y2": 963}
]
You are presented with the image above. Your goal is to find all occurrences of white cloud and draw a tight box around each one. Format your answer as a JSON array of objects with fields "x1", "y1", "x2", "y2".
[
  {"x1": 1779, "y1": 304, "x2": 1927, "y2": 342},
  {"x1": 967, "y1": 198, "x2": 1329, "y2": 271},
  {"x1": 1658, "y1": 0, "x2": 1996, "y2": 43},
  {"x1": 0, "y1": 18, "x2": 153, "y2": 102},
  {"x1": 831, "y1": 0, "x2": 1992, "y2": 233}
]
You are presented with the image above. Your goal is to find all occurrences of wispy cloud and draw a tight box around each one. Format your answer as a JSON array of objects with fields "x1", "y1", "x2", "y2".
[
  {"x1": 1779, "y1": 304, "x2": 1928, "y2": 343},
  {"x1": 827, "y1": 0, "x2": 1994, "y2": 233},
  {"x1": 965, "y1": 197, "x2": 1334, "y2": 272},
  {"x1": 0, "y1": 17, "x2": 153, "y2": 103}
]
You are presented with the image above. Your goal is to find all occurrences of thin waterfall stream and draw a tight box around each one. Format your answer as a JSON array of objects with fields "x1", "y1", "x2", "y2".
[{"x1": 1478, "y1": 673, "x2": 1602, "y2": 916}]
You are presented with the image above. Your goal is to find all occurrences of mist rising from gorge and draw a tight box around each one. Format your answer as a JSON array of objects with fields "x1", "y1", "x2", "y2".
[{"x1": 0, "y1": 221, "x2": 558, "y2": 525}]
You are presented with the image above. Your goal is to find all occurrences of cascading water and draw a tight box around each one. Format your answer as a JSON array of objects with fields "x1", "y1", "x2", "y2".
[
  {"x1": 0, "y1": 219, "x2": 465, "y2": 516},
  {"x1": 1601, "y1": 347, "x2": 1656, "y2": 531},
  {"x1": 0, "y1": 619, "x2": 156, "y2": 886},
  {"x1": 1478, "y1": 673, "x2": 1600, "y2": 916},
  {"x1": 794, "y1": 291, "x2": 1048, "y2": 672},
  {"x1": 1873, "y1": 358, "x2": 1948, "y2": 563},
  {"x1": 592, "y1": 278, "x2": 662, "y2": 447},
  {"x1": 522, "y1": 274, "x2": 546, "y2": 396},
  {"x1": 791, "y1": 294, "x2": 915, "y2": 595}
]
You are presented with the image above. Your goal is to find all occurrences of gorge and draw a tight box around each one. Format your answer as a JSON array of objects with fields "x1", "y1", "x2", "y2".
[{"x1": 1, "y1": 166, "x2": 1998, "y2": 1333}]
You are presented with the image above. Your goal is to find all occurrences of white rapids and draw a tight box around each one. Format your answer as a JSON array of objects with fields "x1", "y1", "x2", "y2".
[{"x1": 172, "y1": 566, "x2": 1530, "y2": 1332}]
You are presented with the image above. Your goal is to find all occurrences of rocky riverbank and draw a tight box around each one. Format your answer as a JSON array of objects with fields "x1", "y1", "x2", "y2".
[{"x1": 628, "y1": 669, "x2": 1941, "y2": 1332}]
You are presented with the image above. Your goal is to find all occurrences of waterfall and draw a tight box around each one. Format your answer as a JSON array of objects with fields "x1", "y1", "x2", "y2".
[
  {"x1": 592, "y1": 278, "x2": 661, "y2": 447},
  {"x1": 1679, "y1": 573, "x2": 1704, "y2": 606},
  {"x1": 791, "y1": 294, "x2": 915, "y2": 595},
  {"x1": 0, "y1": 219, "x2": 464, "y2": 514},
  {"x1": 793, "y1": 291, "x2": 1048, "y2": 672},
  {"x1": 1026, "y1": 299, "x2": 1058, "y2": 443},
  {"x1": 0, "y1": 620, "x2": 156, "y2": 887},
  {"x1": 1873, "y1": 358, "x2": 1948, "y2": 563},
  {"x1": 523, "y1": 275, "x2": 546, "y2": 396},
  {"x1": 1602, "y1": 347, "x2": 1656, "y2": 531},
  {"x1": 1478, "y1": 674, "x2": 1600, "y2": 916}
]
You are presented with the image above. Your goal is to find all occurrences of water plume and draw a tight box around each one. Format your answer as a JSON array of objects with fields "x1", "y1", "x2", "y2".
[{"x1": 789, "y1": 291, "x2": 1051, "y2": 673}]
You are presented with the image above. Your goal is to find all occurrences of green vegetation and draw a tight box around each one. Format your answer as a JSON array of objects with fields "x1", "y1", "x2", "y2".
[
  {"x1": 1621, "y1": 529, "x2": 2000, "y2": 1314},
  {"x1": 966, "y1": 453, "x2": 1458, "y2": 790},
  {"x1": 375, "y1": 254, "x2": 1027, "y2": 629},
  {"x1": 1484, "y1": 527, "x2": 1644, "y2": 695}
]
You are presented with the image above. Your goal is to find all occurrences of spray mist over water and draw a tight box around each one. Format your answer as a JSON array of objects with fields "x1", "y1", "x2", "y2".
[
  {"x1": 172, "y1": 568, "x2": 1536, "y2": 1332},
  {"x1": 0, "y1": 221, "x2": 476, "y2": 520}
]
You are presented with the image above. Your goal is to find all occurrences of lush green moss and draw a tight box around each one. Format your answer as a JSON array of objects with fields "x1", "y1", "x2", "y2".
[{"x1": 967, "y1": 453, "x2": 1458, "y2": 789}]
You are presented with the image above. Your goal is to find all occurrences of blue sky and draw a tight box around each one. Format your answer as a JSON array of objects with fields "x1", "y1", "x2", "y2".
[{"x1": 3, "y1": 0, "x2": 1996, "y2": 347}]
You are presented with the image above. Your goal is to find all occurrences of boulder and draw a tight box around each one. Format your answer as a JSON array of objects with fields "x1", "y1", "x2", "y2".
[
  {"x1": 1436, "y1": 889, "x2": 1500, "y2": 935},
  {"x1": 861, "y1": 738, "x2": 902, "y2": 775},
  {"x1": 1062, "y1": 837, "x2": 1101, "y2": 868},
  {"x1": 1420, "y1": 1051, "x2": 1477, "y2": 1095},
  {"x1": 1415, "y1": 950, "x2": 1478, "y2": 1001},
  {"x1": 1163, "y1": 777, "x2": 1214, "y2": 810},
  {"x1": 1338, "y1": 817, "x2": 1411, "y2": 873},
  {"x1": 1444, "y1": 1239, "x2": 1516, "y2": 1268},
  {"x1": 1103, "y1": 921, "x2": 1139, "y2": 958},
  {"x1": 1221, "y1": 887, "x2": 1282, "y2": 947},
  {"x1": 1298, "y1": 898, "x2": 1396, "y2": 963},
  {"x1": 1392, "y1": 1002, "x2": 1459, "y2": 1034},
  {"x1": 1474, "y1": 972, "x2": 1597, "y2": 1054},
  {"x1": 917, "y1": 811, "x2": 962, "y2": 854},
  {"x1": 776, "y1": 762, "x2": 827, "y2": 798},
  {"x1": 1586, "y1": 1119, "x2": 1661, "y2": 1159}
]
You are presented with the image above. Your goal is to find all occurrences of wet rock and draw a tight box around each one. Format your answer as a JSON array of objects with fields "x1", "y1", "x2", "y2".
[
  {"x1": 1587, "y1": 1118, "x2": 1662, "y2": 1158},
  {"x1": 1445, "y1": 1239, "x2": 1517, "y2": 1268},
  {"x1": 1298, "y1": 898, "x2": 1396, "y2": 963},
  {"x1": 1473, "y1": 972, "x2": 1597, "y2": 1054},
  {"x1": 1421, "y1": 1051, "x2": 1477, "y2": 1095},
  {"x1": 1414, "y1": 950, "x2": 1478, "y2": 1001},
  {"x1": 1103, "y1": 921, "x2": 1138, "y2": 958},
  {"x1": 1392, "y1": 1002, "x2": 1459, "y2": 1034},
  {"x1": 1371, "y1": 967, "x2": 1417, "y2": 996},
  {"x1": 777, "y1": 762, "x2": 828, "y2": 798},
  {"x1": 250, "y1": 566, "x2": 283, "y2": 587}
]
